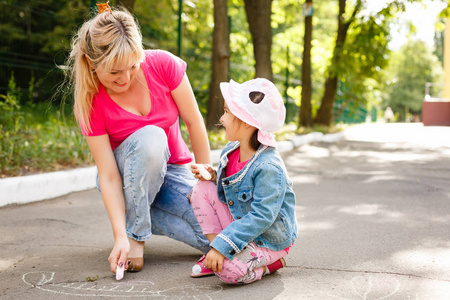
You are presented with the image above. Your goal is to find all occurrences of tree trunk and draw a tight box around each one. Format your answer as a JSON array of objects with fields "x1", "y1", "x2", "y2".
[
  {"x1": 314, "y1": 0, "x2": 362, "y2": 126},
  {"x1": 206, "y1": 0, "x2": 230, "y2": 130},
  {"x1": 116, "y1": 0, "x2": 135, "y2": 13},
  {"x1": 244, "y1": 0, "x2": 273, "y2": 81},
  {"x1": 299, "y1": 0, "x2": 313, "y2": 128}
]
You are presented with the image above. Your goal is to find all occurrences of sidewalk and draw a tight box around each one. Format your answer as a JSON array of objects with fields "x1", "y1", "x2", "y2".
[{"x1": 0, "y1": 123, "x2": 449, "y2": 300}]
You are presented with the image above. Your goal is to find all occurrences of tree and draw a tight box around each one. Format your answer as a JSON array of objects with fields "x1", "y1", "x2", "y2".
[
  {"x1": 299, "y1": 0, "x2": 313, "y2": 127},
  {"x1": 384, "y1": 39, "x2": 442, "y2": 121},
  {"x1": 312, "y1": 0, "x2": 434, "y2": 126},
  {"x1": 243, "y1": 0, "x2": 273, "y2": 80},
  {"x1": 206, "y1": 0, "x2": 230, "y2": 129},
  {"x1": 0, "y1": 0, "x2": 89, "y2": 103},
  {"x1": 116, "y1": 0, "x2": 135, "y2": 12},
  {"x1": 314, "y1": 0, "x2": 363, "y2": 126}
]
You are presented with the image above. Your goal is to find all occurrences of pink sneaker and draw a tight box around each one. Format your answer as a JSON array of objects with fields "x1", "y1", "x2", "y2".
[
  {"x1": 191, "y1": 255, "x2": 214, "y2": 278},
  {"x1": 266, "y1": 257, "x2": 286, "y2": 274}
]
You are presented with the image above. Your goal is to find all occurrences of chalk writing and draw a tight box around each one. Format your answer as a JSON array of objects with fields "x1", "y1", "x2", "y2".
[{"x1": 23, "y1": 271, "x2": 223, "y2": 299}]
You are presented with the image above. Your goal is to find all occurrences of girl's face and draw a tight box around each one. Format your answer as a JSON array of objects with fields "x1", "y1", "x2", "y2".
[
  {"x1": 220, "y1": 102, "x2": 248, "y2": 143},
  {"x1": 220, "y1": 102, "x2": 241, "y2": 142},
  {"x1": 94, "y1": 61, "x2": 140, "y2": 95}
]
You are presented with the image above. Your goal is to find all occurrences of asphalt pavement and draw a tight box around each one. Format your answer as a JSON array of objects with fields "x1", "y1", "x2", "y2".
[{"x1": 0, "y1": 123, "x2": 449, "y2": 300}]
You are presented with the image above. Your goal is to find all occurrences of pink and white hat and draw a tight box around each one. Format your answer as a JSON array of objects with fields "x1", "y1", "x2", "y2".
[{"x1": 220, "y1": 78, "x2": 286, "y2": 147}]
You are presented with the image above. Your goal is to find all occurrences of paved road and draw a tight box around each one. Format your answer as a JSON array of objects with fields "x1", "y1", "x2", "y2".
[{"x1": 1, "y1": 123, "x2": 449, "y2": 299}]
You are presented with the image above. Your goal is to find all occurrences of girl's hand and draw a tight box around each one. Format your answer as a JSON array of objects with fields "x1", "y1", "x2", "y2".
[
  {"x1": 204, "y1": 248, "x2": 225, "y2": 273},
  {"x1": 191, "y1": 164, "x2": 216, "y2": 181},
  {"x1": 108, "y1": 237, "x2": 130, "y2": 273}
]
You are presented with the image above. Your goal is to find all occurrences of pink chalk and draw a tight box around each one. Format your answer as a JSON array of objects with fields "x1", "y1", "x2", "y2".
[{"x1": 116, "y1": 265, "x2": 124, "y2": 280}]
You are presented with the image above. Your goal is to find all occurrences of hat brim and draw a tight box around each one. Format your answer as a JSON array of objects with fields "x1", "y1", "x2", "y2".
[{"x1": 220, "y1": 81, "x2": 277, "y2": 147}]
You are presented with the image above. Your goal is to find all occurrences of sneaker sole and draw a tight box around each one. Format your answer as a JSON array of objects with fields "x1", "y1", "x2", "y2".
[{"x1": 190, "y1": 271, "x2": 215, "y2": 278}]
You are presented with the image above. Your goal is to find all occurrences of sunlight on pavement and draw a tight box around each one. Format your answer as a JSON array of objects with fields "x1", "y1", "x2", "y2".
[
  {"x1": 300, "y1": 145, "x2": 330, "y2": 158},
  {"x1": 0, "y1": 259, "x2": 17, "y2": 271},
  {"x1": 336, "y1": 204, "x2": 405, "y2": 219},
  {"x1": 345, "y1": 123, "x2": 450, "y2": 149},
  {"x1": 363, "y1": 174, "x2": 404, "y2": 183},
  {"x1": 392, "y1": 246, "x2": 450, "y2": 274},
  {"x1": 292, "y1": 175, "x2": 321, "y2": 185},
  {"x1": 338, "y1": 204, "x2": 379, "y2": 215},
  {"x1": 299, "y1": 221, "x2": 336, "y2": 231}
]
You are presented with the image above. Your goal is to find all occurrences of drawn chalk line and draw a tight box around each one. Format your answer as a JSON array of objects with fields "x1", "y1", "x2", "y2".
[
  {"x1": 350, "y1": 275, "x2": 373, "y2": 299},
  {"x1": 327, "y1": 275, "x2": 401, "y2": 300},
  {"x1": 293, "y1": 266, "x2": 450, "y2": 282},
  {"x1": 23, "y1": 271, "x2": 223, "y2": 299},
  {"x1": 37, "y1": 272, "x2": 54, "y2": 286}
]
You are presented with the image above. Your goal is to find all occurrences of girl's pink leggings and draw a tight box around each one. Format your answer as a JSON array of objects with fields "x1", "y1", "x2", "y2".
[{"x1": 190, "y1": 181, "x2": 289, "y2": 284}]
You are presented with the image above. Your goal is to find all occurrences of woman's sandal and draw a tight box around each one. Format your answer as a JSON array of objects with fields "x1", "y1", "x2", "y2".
[{"x1": 127, "y1": 257, "x2": 144, "y2": 272}]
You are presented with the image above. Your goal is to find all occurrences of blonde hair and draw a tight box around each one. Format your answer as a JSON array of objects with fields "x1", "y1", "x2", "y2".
[{"x1": 67, "y1": 8, "x2": 145, "y2": 133}]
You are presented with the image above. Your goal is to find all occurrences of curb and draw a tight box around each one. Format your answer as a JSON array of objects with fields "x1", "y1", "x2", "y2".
[{"x1": 0, "y1": 132, "x2": 345, "y2": 207}]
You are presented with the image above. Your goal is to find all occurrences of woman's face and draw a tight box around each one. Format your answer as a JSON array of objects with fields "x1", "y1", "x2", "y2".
[{"x1": 94, "y1": 61, "x2": 140, "y2": 95}]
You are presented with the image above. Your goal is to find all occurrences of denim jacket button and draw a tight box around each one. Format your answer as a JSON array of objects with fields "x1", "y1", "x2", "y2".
[
  {"x1": 229, "y1": 250, "x2": 236, "y2": 255},
  {"x1": 224, "y1": 180, "x2": 230, "y2": 185},
  {"x1": 228, "y1": 200, "x2": 234, "y2": 206},
  {"x1": 242, "y1": 193, "x2": 246, "y2": 200},
  {"x1": 257, "y1": 240, "x2": 263, "y2": 246},
  {"x1": 237, "y1": 216, "x2": 241, "y2": 219}
]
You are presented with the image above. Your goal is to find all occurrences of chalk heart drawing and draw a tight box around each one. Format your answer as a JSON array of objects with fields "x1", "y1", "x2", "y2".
[
  {"x1": 23, "y1": 271, "x2": 223, "y2": 299},
  {"x1": 328, "y1": 275, "x2": 400, "y2": 300}
]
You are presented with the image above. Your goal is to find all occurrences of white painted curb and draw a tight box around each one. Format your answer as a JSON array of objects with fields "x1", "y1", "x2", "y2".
[
  {"x1": 0, "y1": 132, "x2": 345, "y2": 207},
  {"x1": 0, "y1": 166, "x2": 97, "y2": 207}
]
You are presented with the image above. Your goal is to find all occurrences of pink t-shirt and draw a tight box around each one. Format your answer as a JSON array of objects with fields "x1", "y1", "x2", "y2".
[
  {"x1": 82, "y1": 50, "x2": 193, "y2": 164},
  {"x1": 226, "y1": 148, "x2": 249, "y2": 177}
]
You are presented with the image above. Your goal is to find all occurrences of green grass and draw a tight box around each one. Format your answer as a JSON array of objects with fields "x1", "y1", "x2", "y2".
[{"x1": 0, "y1": 101, "x2": 93, "y2": 178}]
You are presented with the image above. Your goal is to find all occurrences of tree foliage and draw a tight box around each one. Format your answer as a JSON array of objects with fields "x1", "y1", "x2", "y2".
[
  {"x1": 383, "y1": 39, "x2": 443, "y2": 121},
  {"x1": 1, "y1": 0, "x2": 447, "y2": 129}
]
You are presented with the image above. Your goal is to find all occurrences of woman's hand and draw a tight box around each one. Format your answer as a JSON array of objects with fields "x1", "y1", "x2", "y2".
[
  {"x1": 204, "y1": 248, "x2": 225, "y2": 273},
  {"x1": 108, "y1": 236, "x2": 130, "y2": 273}
]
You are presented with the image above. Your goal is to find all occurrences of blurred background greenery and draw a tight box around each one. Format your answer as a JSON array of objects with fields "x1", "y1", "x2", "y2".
[{"x1": 0, "y1": 0, "x2": 447, "y2": 177}]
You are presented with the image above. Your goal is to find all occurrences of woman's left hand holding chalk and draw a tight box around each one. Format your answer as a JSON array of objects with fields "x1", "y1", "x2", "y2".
[{"x1": 116, "y1": 263, "x2": 125, "y2": 280}]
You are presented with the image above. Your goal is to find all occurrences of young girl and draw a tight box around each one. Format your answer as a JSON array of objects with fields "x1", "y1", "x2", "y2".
[
  {"x1": 65, "y1": 3, "x2": 210, "y2": 274},
  {"x1": 189, "y1": 78, "x2": 299, "y2": 284}
]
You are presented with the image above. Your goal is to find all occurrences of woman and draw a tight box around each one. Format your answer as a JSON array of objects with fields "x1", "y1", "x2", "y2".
[{"x1": 66, "y1": 3, "x2": 210, "y2": 274}]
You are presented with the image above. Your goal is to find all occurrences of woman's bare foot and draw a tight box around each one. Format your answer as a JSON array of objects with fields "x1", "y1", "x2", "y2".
[
  {"x1": 127, "y1": 238, "x2": 145, "y2": 272},
  {"x1": 128, "y1": 237, "x2": 145, "y2": 258}
]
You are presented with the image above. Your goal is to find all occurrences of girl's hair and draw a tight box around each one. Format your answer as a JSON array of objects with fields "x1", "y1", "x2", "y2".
[
  {"x1": 67, "y1": 8, "x2": 145, "y2": 133},
  {"x1": 248, "y1": 128, "x2": 260, "y2": 151}
]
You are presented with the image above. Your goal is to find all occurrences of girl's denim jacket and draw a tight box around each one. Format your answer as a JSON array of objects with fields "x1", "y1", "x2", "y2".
[{"x1": 210, "y1": 141, "x2": 299, "y2": 260}]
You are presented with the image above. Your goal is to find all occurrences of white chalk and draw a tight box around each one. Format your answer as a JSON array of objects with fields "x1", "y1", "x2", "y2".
[
  {"x1": 196, "y1": 164, "x2": 212, "y2": 180},
  {"x1": 116, "y1": 264, "x2": 124, "y2": 280}
]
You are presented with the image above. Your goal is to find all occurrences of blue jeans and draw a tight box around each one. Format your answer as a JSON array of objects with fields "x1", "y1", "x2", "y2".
[{"x1": 96, "y1": 125, "x2": 209, "y2": 253}]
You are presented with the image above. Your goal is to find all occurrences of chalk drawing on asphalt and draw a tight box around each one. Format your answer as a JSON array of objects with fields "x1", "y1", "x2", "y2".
[
  {"x1": 23, "y1": 271, "x2": 223, "y2": 299},
  {"x1": 327, "y1": 275, "x2": 400, "y2": 300}
]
